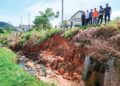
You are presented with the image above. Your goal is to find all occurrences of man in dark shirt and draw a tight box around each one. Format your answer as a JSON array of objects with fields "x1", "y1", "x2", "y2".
[
  {"x1": 98, "y1": 6, "x2": 104, "y2": 24},
  {"x1": 71, "y1": 21, "x2": 73, "y2": 28},
  {"x1": 81, "y1": 11, "x2": 86, "y2": 26},
  {"x1": 89, "y1": 9, "x2": 93, "y2": 25},
  {"x1": 104, "y1": 3, "x2": 111, "y2": 23}
]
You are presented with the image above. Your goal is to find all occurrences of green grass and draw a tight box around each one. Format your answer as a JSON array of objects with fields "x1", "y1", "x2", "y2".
[
  {"x1": 0, "y1": 31, "x2": 11, "y2": 39},
  {"x1": 0, "y1": 47, "x2": 48, "y2": 86},
  {"x1": 19, "y1": 28, "x2": 61, "y2": 46},
  {"x1": 63, "y1": 28, "x2": 79, "y2": 38},
  {"x1": 0, "y1": 29, "x2": 13, "y2": 46},
  {"x1": 36, "y1": 28, "x2": 60, "y2": 44}
]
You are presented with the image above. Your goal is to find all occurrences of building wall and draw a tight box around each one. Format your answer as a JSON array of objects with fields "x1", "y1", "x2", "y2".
[{"x1": 70, "y1": 11, "x2": 83, "y2": 27}]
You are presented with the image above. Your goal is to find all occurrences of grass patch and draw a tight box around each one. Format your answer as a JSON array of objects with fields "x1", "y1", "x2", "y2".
[
  {"x1": 36, "y1": 28, "x2": 60, "y2": 44},
  {"x1": 19, "y1": 28, "x2": 61, "y2": 46},
  {"x1": 0, "y1": 47, "x2": 48, "y2": 86},
  {"x1": 63, "y1": 28, "x2": 79, "y2": 38},
  {"x1": 0, "y1": 29, "x2": 13, "y2": 46}
]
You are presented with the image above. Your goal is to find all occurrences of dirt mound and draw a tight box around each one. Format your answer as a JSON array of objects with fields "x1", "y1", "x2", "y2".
[
  {"x1": 23, "y1": 28, "x2": 120, "y2": 61},
  {"x1": 92, "y1": 27, "x2": 119, "y2": 40},
  {"x1": 20, "y1": 27, "x2": 120, "y2": 85},
  {"x1": 22, "y1": 35, "x2": 90, "y2": 82},
  {"x1": 39, "y1": 35, "x2": 70, "y2": 57},
  {"x1": 70, "y1": 27, "x2": 120, "y2": 86},
  {"x1": 72, "y1": 27, "x2": 120, "y2": 60},
  {"x1": 23, "y1": 35, "x2": 71, "y2": 59}
]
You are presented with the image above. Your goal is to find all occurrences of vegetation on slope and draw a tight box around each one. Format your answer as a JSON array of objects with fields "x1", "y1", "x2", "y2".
[
  {"x1": 63, "y1": 28, "x2": 79, "y2": 38},
  {"x1": 0, "y1": 21, "x2": 15, "y2": 30},
  {"x1": 19, "y1": 28, "x2": 61, "y2": 46},
  {"x1": 0, "y1": 29, "x2": 14, "y2": 46}
]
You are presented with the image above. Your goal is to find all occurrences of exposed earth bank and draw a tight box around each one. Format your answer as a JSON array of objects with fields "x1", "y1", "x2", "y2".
[{"x1": 12, "y1": 26, "x2": 120, "y2": 86}]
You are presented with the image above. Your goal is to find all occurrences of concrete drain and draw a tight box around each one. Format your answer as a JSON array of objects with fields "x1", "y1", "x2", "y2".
[{"x1": 83, "y1": 56, "x2": 119, "y2": 86}]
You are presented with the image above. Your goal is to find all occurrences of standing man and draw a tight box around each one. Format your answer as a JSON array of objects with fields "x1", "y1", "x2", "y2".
[
  {"x1": 81, "y1": 11, "x2": 86, "y2": 26},
  {"x1": 89, "y1": 9, "x2": 93, "y2": 25},
  {"x1": 93, "y1": 8, "x2": 99, "y2": 25},
  {"x1": 104, "y1": 3, "x2": 112, "y2": 23},
  {"x1": 85, "y1": 10, "x2": 90, "y2": 25},
  {"x1": 98, "y1": 5, "x2": 104, "y2": 24}
]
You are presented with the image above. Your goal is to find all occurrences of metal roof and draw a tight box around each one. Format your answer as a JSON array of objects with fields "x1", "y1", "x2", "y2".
[{"x1": 69, "y1": 10, "x2": 83, "y2": 21}]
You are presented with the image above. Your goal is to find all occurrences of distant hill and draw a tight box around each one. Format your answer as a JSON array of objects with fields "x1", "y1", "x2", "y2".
[{"x1": 0, "y1": 22, "x2": 15, "y2": 29}]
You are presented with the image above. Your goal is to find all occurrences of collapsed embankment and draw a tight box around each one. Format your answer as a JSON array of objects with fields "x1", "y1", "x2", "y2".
[
  {"x1": 11, "y1": 26, "x2": 120, "y2": 86},
  {"x1": 22, "y1": 35, "x2": 89, "y2": 82}
]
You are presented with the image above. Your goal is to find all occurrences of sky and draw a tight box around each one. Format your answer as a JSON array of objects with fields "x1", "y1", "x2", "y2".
[{"x1": 0, "y1": 0, "x2": 120, "y2": 26}]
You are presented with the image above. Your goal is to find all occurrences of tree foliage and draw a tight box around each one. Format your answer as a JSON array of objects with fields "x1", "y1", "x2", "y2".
[{"x1": 33, "y1": 8, "x2": 59, "y2": 29}]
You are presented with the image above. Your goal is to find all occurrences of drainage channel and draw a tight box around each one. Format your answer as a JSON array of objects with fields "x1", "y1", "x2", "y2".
[
  {"x1": 82, "y1": 56, "x2": 119, "y2": 86},
  {"x1": 103, "y1": 57, "x2": 120, "y2": 86},
  {"x1": 18, "y1": 56, "x2": 47, "y2": 77}
]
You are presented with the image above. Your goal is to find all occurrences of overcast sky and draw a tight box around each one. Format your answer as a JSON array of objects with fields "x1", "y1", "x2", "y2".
[{"x1": 0, "y1": 0, "x2": 120, "y2": 26}]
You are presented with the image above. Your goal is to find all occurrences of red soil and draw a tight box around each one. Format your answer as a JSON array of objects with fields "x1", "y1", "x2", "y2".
[
  {"x1": 23, "y1": 35, "x2": 90, "y2": 82},
  {"x1": 22, "y1": 27, "x2": 120, "y2": 83}
]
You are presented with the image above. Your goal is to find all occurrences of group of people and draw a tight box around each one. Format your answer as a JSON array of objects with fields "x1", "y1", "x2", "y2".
[{"x1": 81, "y1": 3, "x2": 112, "y2": 26}]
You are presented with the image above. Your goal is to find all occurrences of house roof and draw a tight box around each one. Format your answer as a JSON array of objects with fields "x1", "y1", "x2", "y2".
[{"x1": 70, "y1": 10, "x2": 83, "y2": 21}]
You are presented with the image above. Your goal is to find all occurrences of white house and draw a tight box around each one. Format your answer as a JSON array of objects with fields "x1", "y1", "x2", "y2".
[
  {"x1": 69, "y1": 10, "x2": 83, "y2": 27},
  {"x1": 16, "y1": 25, "x2": 32, "y2": 32}
]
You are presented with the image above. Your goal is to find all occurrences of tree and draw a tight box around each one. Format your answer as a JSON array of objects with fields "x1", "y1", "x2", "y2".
[{"x1": 33, "y1": 8, "x2": 59, "y2": 29}]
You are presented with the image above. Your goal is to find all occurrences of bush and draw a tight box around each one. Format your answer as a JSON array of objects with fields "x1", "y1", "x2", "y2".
[{"x1": 0, "y1": 29, "x2": 4, "y2": 33}]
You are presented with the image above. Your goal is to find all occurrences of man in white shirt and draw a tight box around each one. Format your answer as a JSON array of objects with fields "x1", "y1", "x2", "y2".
[
  {"x1": 85, "y1": 10, "x2": 90, "y2": 25},
  {"x1": 98, "y1": 5, "x2": 104, "y2": 24}
]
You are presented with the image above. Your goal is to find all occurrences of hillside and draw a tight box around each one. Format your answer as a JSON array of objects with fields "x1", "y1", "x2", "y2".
[
  {"x1": 1, "y1": 21, "x2": 120, "y2": 86},
  {"x1": 0, "y1": 21, "x2": 15, "y2": 29},
  {"x1": 5, "y1": 22, "x2": 119, "y2": 86}
]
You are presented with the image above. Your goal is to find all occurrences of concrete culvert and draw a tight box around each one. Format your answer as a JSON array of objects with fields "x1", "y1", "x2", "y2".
[
  {"x1": 83, "y1": 56, "x2": 120, "y2": 86},
  {"x1": 83, "y1": 56, "x2": 107, "y2": 86}
]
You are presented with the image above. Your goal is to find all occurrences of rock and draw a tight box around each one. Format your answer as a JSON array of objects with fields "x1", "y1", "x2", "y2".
[
  {"x1": 46, "y1": 63, "x2": 51, "y2": 68},
  {"x1": 36, "y1": 64, "x2": 41, "y2": 69},
  {"x1": 19, "y1": 57, "x2": 24, "y2": 61},
  {"x1": 23, "y1": 67, "x2": 29, "y2": 71},
  {"x1": 63, "y1": 73, "x2": 69, "y2": 79},
  {"x1": 29, "y1": 70, "x2": 36, "y2": 76},
  {"x1": 19, "y1": 56, "x2": 28, "y2": 62},
  {"x1": 58, "y1": 69, "x2": 65, "y2": 75},
  {"x1": 35, "y1": 71, "x2": 42, "y2": 80},
  {"x1": 21, "y1": 56, "x2": 26, "y2": 58},
  {"x1": 26, "y1": 61, "x2": 34, "y2": 68},
  {"x1": 31, "y1": 66, "x2": 36, "y2": 71},
  {"x1": 55, "y1": 70, "x2": 60, "y2": 75},
  {"x1": 63, "y1": 73, "x2": 72, "y2": 80},
  {"x1": 0, "y1": 43, "x2": 3, "y2": 47},
  {"x1": 80, "y1": 80, "x2": 85, "y2": 86},
  {"x1": 46, "y1": 70, "x2": 53, "y2": 75},
  {"x1": 37, "y1": 75, "x2": 41, "y2": 80},
  {"x1": 41, "y1": 65, "x2": 47, "y2": 77},
  {"x1": 49, "y1": 74, "x2": 57, "y2": 78}
]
